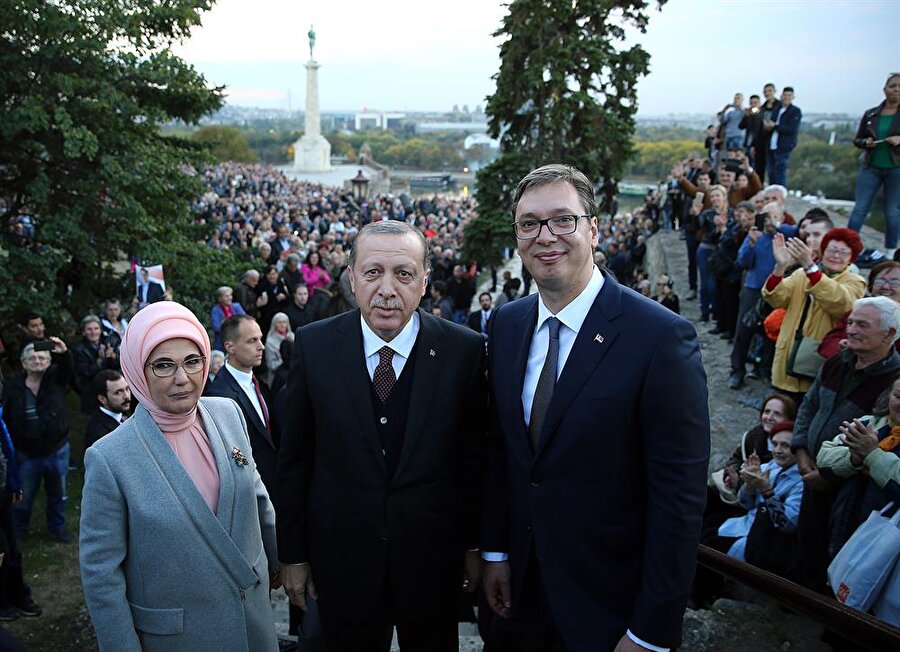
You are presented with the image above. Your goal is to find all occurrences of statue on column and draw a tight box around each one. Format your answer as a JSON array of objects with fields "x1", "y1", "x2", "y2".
[{"x1": 308, "y1": 25, "x2": 316, "y2": 60}]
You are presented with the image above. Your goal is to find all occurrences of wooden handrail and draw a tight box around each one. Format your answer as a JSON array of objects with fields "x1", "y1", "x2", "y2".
[{"x1": 697, "y1": 545, "x2": 900, "y2": 650}]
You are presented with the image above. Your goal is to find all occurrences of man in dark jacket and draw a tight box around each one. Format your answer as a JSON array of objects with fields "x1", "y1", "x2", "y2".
[
  {"x1": 764, "y1": 87, "x2": 802, "y2": 187},
  {"x1": 792, "y1": 296, "x2": 900, "y2": 593},
  {"x1": 83, "y1": 370, "x2": 131, "y2": 451},
  {"x1": 0, "y1": 339, "x2": 74, "y2": 542}
]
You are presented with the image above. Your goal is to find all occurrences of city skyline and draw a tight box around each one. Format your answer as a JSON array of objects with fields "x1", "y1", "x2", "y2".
[{"x1": 174, "y1": 0, "x2": 899, "y2": 117}]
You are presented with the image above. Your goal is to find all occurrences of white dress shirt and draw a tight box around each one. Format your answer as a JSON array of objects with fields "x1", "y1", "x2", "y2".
[
  {"x1": 223, "y1": 362, "x2": 266, "y2": 425},
  {"x1": 99, "y1": 406, "x2": 126, "y2": 424},
  {"x1": 360, "y1": 312, "x2": 420, "y2": 381},
  {"x1": 521, "y1": 265, "x2": 604, "y2": 426}
]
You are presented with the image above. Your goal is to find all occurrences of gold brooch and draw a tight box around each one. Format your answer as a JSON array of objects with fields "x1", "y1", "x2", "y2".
[{"x1": 231, "y1": 446, "x2": 249, "y2": 467}]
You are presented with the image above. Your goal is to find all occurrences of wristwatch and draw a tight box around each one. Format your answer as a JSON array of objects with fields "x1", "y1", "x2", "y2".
[{"x1": 805, "y1": 263, "x2": 819, "y2": 275}]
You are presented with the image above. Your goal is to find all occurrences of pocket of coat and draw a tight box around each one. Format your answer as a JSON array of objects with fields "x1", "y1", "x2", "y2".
[{"x1": 129, "y1": 603, "x2": 184, "y2": 635}]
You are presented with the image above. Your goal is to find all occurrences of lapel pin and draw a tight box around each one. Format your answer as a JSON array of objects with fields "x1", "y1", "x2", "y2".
[
  {"x1": 594, "y1": 333, "x2": 604, "y2": 344},
  {"x1": 231, "y1": 446, "x2": 249, "y2": 467},
  {"x1": 429, "y1": 348, "x2": 436, "y2": 357}
]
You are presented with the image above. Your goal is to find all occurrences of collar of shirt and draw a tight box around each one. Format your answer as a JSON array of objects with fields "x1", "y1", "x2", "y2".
[
  {"x1": 98, "y1": 406, "x2": 124, "y2": 423},
  {"x1": 534, "y1": 265, "x2": 605, "y2": 337},
  {"x1": 360, "y1": 311, "x2": 420, "y2": 381},
  {"x1": 225, "y1": 362, "x2": 266, "y2": 422},
  {"x1": 522, "y1": 266, "x2": 605, "y2": 426}
]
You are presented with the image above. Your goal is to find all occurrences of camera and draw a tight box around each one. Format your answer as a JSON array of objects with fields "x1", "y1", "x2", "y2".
[
  {"x1": 33, "y1": 340, "x2": 54, "y2": 352},
  {"x1": 754, "y1": 213, "x2": 767, "y2": 230},
  {"x1": 723, "y1": 158, "x2": 742, "y2": 168}
]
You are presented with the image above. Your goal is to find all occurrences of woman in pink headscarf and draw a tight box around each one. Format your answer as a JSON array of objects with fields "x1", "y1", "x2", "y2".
[{"x1": 78, "y1": 302, "x2": 279, "y2": 652}]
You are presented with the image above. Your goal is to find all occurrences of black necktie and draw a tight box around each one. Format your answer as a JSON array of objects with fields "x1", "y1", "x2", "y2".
[
  {"x1": 373, "y1": 346, "x2": 396, "y2": 403},
  {"x1": 529, "y1": 317, "x2": 561, "y2": 449}
]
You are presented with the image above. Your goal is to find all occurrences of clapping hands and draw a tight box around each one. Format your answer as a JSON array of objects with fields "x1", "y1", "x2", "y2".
[
  {"x1": 739, "y1": 453, "x2": 770, "y2": 494},
  {"x1": 840, "y1": 419, "x2": 880, "y2": 467}
]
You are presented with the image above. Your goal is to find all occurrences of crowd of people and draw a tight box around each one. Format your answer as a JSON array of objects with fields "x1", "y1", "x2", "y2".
[
  {"x1": 0, "y1": 76, "x2": 897, "y2": 649},
  {"x1": 665, "y1": 76, "x2": 900, "y2": 635}
]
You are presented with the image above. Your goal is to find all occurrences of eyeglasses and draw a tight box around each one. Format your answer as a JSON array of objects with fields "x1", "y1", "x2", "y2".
[
  {"x1": 823, "y1": 246, "x2": 852, "y2": 259},
  {"x1": 511, "y1": 215, "x2": 589, "y2": 240},
  {"x1": 145, "y1": 356, "x2": 206, "y2": 378},
  {"x1": 873, "y1": 278, "x2": 900, "y2": 289}
]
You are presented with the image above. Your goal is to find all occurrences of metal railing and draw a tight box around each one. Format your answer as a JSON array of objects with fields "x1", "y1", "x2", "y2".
[{"x1": 697, "y1": 545, "x2": 900, "y2": 651}]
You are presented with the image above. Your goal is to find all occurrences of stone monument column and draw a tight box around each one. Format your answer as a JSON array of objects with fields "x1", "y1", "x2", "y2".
[{"x1": 294, "y1": 25, "x2": 331, "y2": 172}]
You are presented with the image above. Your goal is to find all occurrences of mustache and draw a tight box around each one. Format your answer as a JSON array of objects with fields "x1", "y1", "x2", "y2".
[{"x1": 370, "y1": 297, "x2": 403, "y2": 310}]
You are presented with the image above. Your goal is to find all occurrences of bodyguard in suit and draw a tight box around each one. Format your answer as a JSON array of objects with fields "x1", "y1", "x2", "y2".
[
  {"x1": 83, "y1": 370, "x2": 131, "y2": 451},
  {"x1": 206, "y1": 314, "x2": 278, "y2": 496},
  {"x1": 467, "y1": 292, "x2": 494, "y2": 342},
  {"x1": 482, "y1": 164, "x2": 710, "y2": 652},
  {"x1": 278, "y1": 220, "x2": 487, "y2": 652}
]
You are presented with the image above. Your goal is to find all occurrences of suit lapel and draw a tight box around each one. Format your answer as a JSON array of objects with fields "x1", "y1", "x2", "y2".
[
  {"x1": 221, "y1": 371, "x2": 272, "y2": 448},
  {"x1": 394, "y1": 310, "x2": 444, "y2": 481},
  {"x1": 334, "y1": 312, "x2": 386, "y2": 477},
  {"x1": 509, "y1": 296, "x2": 538, "y2": 435},
  {"x1": 534, "y1": 274, "x2": 623, "y2": 459},
  {"x1": 131, "y1": 406, "x2": 258, "y2": 589}
]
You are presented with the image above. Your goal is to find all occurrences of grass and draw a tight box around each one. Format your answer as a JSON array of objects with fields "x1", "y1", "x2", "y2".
[{"x1": 4, "y1": 396, "x2": 96, "y2": 651}]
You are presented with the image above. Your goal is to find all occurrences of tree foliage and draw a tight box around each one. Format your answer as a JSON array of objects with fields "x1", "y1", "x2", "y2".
[
  {"x1": 0, "y1": 0, "x2": 238, "y2": 329},
  {"x1": 191, "y1": 125, "x2": 258, "y2": 163},
  {"x1": 465, "y1": 0, "x2": 665, "y2": 266}
]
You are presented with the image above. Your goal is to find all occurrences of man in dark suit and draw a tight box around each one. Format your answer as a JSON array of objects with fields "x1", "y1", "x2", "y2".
[
  {"x1": 277, "y1": 220, "x2": 487, "y2": 652},
  {"x1": 482, "y1": 164, "x2": 710, "y2": 652},
  {"x1": 467, "y1": 292, "x2": 493, "y2": 342},
  {"x1": 83, "y1": 370, "x2": 131, "y2": 451},
  {"x1": 206, "y1": 314, "x2": 278, "y2": 496},
  {"x1": 136, "y1": 267, "x2": 164, "y2": 308},
  {"x1": 763, "y1": 86, "x2": 802, "y2": 187}
]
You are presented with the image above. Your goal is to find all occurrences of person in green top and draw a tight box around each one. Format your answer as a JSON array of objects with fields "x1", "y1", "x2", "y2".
[{"x1": 848, "y1": 73, "x2": 900, "y2": 253}]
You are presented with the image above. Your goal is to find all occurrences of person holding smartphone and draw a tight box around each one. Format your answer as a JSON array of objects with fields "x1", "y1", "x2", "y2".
[{"x1": 1, "y1": 338, "x2": 75, "y2": 543}]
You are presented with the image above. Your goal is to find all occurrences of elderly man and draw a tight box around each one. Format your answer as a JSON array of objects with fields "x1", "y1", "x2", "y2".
[
  {"x1": 482, "y1": 164, "x2": 709, "y2": 651},
  {"x1": 1, "y1": 339, "x2": 74, "y2": 542},
  {"x1": 277, "y1": 220, "x2": 487, "y2": 651},
  {"x1": 762, "y1": 184, "x2": 796, "y2": 224},
  {"x1": 792, "y1": 296, "x2": 900, "y2": 593},
  {"x1": 236, "y1": 269, "x2": 269, "y2": 321}
]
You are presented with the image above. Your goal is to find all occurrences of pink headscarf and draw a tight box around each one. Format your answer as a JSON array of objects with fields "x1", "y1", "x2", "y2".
[{"x1": 120, "y1": 301, "x2": 219, "y2": 513}]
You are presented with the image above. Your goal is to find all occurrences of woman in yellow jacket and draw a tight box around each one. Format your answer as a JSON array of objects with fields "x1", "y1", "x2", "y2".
[{"x1": 762, "y1": 227, "x2": 866, "y2": 399}]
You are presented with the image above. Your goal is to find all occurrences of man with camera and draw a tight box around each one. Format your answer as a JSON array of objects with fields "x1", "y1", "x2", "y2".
[
  {"x1": 652, "y1": 274, "x2": 681, "y2": 314},
  {"x1": 1, "y1": 338, "x2": 75, "y2": 543},
  {"x1": 729, "y1": 202, "x2": 783, "y2": 389}
]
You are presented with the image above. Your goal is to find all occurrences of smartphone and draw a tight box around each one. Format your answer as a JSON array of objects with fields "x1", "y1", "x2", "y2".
[
  {"x1": 32, "y1": 340, "x2": 54, "y2": 352},
  {"x1": 755, "y1": 213, "x2": 767, "y2": 230},
  {"x1": 694, "y1": 192, "x2": 704, "y2": 204}
]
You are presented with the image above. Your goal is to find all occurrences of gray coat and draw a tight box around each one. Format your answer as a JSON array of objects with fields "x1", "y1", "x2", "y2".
[{"x1": 79, "y1": 397, "x2": 278, "y2": 652}]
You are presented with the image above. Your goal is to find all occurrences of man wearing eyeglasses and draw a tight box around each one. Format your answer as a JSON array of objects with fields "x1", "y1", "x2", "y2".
[{"x1": 481, "y1": 164, "x2": 710, "y2": 652}]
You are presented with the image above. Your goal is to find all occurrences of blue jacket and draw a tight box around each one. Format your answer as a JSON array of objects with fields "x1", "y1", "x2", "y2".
[
  {"x1": 737, "y1": 225, "x2": 796, "y2": 290},
  {"x1": 0, "y1": 407, "x2": 21, "y2": 492}
]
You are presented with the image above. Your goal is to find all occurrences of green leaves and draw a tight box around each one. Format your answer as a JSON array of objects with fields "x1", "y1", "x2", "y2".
[
  {"x1": 466, "y1": 0, "x2": 665, "y2": 265},
  {"x1": 0, "y1": 0, "x2": 224, "y2": 330}
]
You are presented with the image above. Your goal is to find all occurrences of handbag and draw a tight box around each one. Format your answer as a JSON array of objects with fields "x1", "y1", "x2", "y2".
[
  {"x1": 745, "y1": 500, "x2": 798, "y2": 577},
  {"x1": 786, "y1": 295, "x2": 824, "y2": 380},
  {"x1": 828, "y1": 502, "x2": 900, "y2": 612},
  {"x1": 708, "y1": 431, "x2": 750, "y2": 505}
]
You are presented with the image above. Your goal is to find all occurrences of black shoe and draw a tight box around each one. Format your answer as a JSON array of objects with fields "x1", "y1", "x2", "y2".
[
  {"x1": 747, "y1": 368, "x2": 761, "y2": 380},
  {"x1": 709, "y1": 327, "x2": 723, "y2": 335},
  {"x1": 720, "y1": 331, "x2": 734, "y2": 340},
  {"x1": 0, "y1": 607, "x2": 19, "y2": 622},
  {"x1": 687, "y1": 290, "x2": 697, "y2": 301},
  {"x1": 700, "y1": 315, "x2": 709, "y2": 323},
  {"x1": 729, "y1": 370, "x2": 745, "y2": 390},
  {"x1": 15, "y1": 599, "x2": 41, "y2": 617},
  {"x1": 51, "y1": 529, "x2": 73, "y2": 544}
]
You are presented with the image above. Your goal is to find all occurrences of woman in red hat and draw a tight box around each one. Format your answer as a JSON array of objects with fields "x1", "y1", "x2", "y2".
[{"x1": 761, "y1": 227, "x2": 866, "y2": 402}]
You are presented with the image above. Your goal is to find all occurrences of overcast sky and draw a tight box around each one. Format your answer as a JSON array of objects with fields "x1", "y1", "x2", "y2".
[{"x1": 174, "y1": 0, "x2": 899, "y2": 117}]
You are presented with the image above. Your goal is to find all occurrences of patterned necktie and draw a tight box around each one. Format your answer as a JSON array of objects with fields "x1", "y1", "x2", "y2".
[
  {"x1": 373, "y1": 346, "x2": 397, "y2": 403},
  {"x1": 529, "y1": 317, "x2": 561, "y2": 450},
  {"x1": 251, "y1": 375, "x2": 271, "y2": 433}
]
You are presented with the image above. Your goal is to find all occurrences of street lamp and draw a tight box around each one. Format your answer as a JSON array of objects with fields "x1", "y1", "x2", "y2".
[{"x1": 351, "y1": 170, "x2": 369, "y2": 202}]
